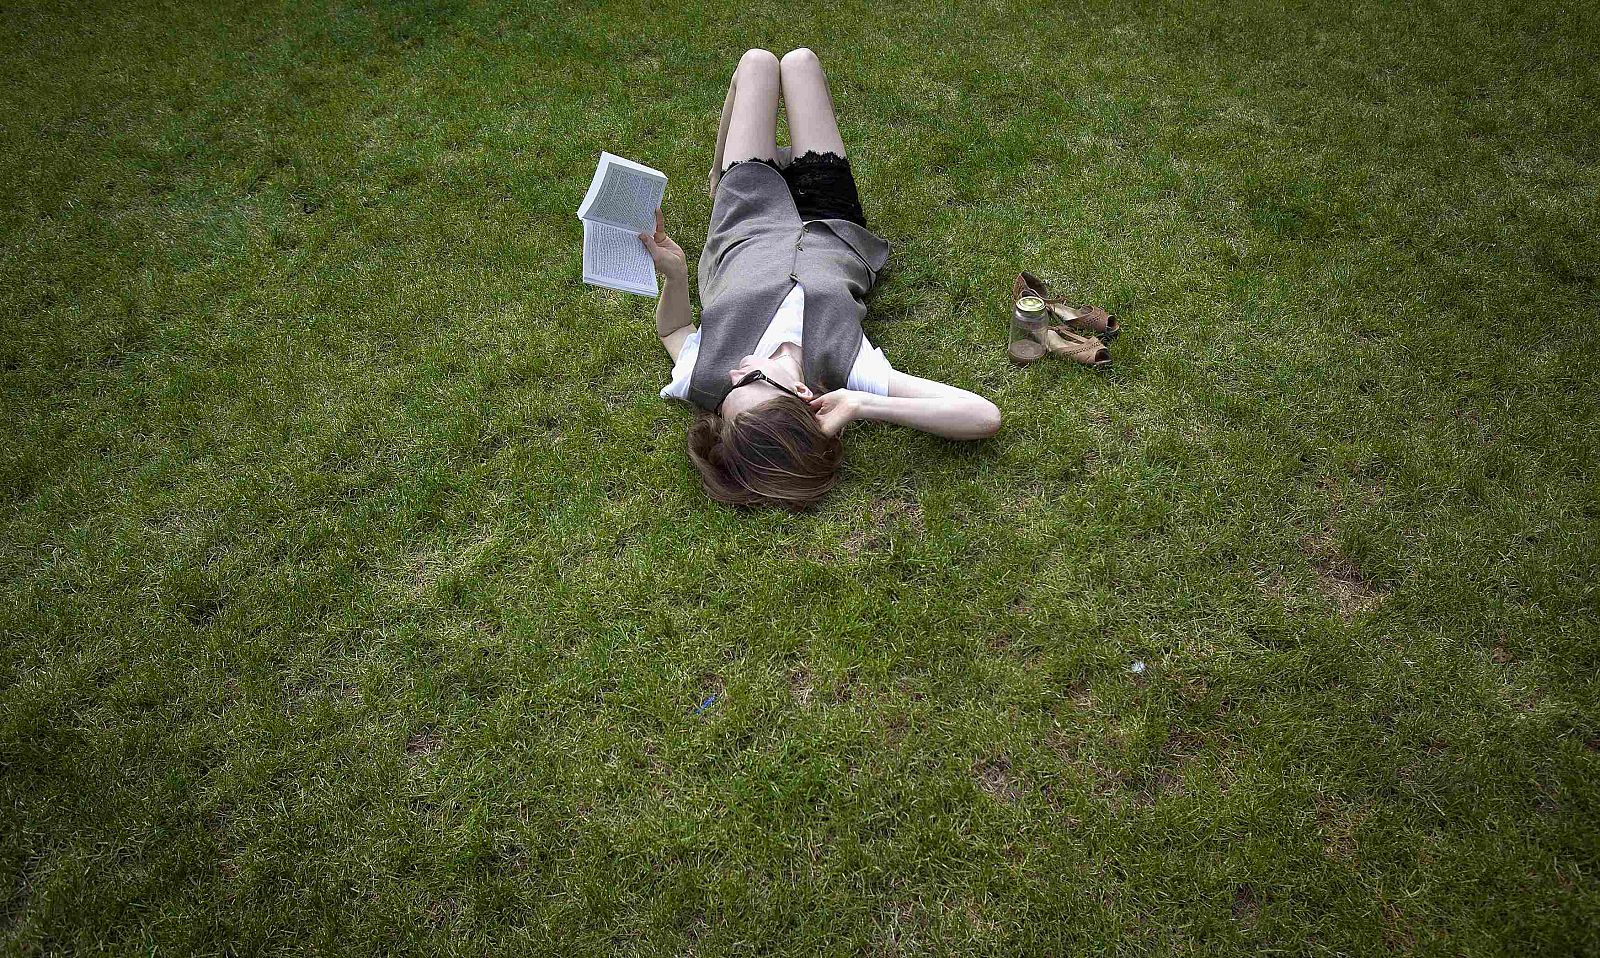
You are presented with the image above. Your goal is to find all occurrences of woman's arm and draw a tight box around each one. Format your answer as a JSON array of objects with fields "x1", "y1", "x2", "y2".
[
  {"x1": 638, "y1": 208, "x2": 695, "y2": 360},
  {"x1": 809, "y1": 370, "x2": 1001, "y2": 440},
  {"x1": 655, "y1": 274, "x2": 695, "y2": 360}
]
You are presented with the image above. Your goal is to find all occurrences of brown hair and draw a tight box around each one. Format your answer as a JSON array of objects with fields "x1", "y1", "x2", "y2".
[{"x1": 687, "y1": 395, "x2": 843, "y2": 509}]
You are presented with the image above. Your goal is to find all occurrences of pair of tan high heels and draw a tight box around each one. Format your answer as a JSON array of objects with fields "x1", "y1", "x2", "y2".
[{"x1": 1010, "y1": 271, "x2": 1121, "y2": 371}]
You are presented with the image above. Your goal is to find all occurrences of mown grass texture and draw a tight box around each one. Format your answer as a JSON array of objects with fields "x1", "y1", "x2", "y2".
[{"x1": 2, "y1": 0, "x2": 1598, "y2": 954}]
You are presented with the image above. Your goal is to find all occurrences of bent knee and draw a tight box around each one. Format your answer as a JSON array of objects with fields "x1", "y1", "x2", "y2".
[
  {"x1": 780, "y1": 47, "x2": 820, "y2": 73},
  {"x1": 739, "y1": 48, "x2": 779, "y2": 76}
]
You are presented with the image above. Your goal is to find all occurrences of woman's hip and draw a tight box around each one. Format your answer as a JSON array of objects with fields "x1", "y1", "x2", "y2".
[{"x1": 717, "y1": 152, "x2": 868, "y2": 229}]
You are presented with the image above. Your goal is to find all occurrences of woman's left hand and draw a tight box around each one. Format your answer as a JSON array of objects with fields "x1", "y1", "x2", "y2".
[
  {"x1": 809, "y1": 389, "x2": 863, "y2": 437},
  {"x1": 638, "y1": 207, "x2": 687, "y2": 284}
]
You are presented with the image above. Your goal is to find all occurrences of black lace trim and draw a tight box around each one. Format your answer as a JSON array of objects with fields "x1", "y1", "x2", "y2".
[
  {"x1": 719, "y1": 151, "x2": 867, "y2": 227},
  {"x1": 720, "y1": 151, "x2": 852, "y2": 174},
  {"x1": 788, "y1": 149, "x2": 850, "y2": 169},
  {"x1": 721, "y1": 156, "x2": 783, "y2": 175}
]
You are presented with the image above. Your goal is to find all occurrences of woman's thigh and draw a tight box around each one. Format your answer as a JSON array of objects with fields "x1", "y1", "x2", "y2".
[
  {"x1": 723, "y1": 49, "x2": 781, "y2": 170},
  {"x1": 779, "y1": 47, "x2": 847, "y2": 158}
]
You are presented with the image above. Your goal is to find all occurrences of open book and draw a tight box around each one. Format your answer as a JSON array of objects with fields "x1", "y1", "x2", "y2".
[{"x1": 576, "y1": 151, "x2": 668, "y2": 297}]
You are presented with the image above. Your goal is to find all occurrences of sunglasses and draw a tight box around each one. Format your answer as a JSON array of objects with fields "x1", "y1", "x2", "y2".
[{"x1": 731, "y1": 367, "x2": 806, "y2": 401}]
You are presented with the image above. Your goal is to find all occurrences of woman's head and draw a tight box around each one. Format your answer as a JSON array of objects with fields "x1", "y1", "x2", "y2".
[
  {"x1": 687, "y1": 346, "x2": 842, "y2": 509},
  {"x1": 719, "y1": 343, "x2": 815, "y2": 417}
]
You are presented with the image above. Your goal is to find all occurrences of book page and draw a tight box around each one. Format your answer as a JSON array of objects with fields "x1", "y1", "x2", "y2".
[
  {"x1": 576, "y1": 152, "x2": 666, "y2": 234},
  {"x1": 582, "y1": 220, "x2": 658, "y2": 297}
]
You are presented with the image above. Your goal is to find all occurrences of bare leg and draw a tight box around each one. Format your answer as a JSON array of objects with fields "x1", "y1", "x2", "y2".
[
  {"x1": 708, "y1": 70, "x2": 737, "y2": 196},
  {"x1": 709, "y1": 49, "x2": 780, "y2": 196},
  {"x1": 779, "y1": 48, "x2": 847, "y2": 159}
]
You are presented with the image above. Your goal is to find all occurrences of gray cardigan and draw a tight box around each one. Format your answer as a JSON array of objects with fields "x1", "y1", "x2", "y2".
[{"x1": 688, "y1": 161, "x2": 891, "y2": 412}]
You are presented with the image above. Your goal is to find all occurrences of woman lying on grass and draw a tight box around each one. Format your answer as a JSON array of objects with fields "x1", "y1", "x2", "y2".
[{"x1": 642, "y1": 47, "x2": 1001, "y2": 510}]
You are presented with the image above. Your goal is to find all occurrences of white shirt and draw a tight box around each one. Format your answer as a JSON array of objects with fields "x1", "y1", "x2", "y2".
[{"x1": 661, "y1": 283, "x2": 895, "y2": 403}]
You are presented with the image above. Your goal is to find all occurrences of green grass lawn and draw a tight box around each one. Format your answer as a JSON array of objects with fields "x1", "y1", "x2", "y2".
[{"x1": 3, "y1": 0, "x2": 1598, "y2": 953}]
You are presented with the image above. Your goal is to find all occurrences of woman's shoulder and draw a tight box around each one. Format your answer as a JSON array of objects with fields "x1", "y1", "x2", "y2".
[
  {"x1": 660, "y1": 327, "x2": 703, "y2": 402},
  {"x1": 847, "y1": 335, "x2": 894, "y2": 396}
]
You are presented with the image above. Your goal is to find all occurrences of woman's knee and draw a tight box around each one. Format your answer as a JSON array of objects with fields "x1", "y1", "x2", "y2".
[
  {"x1": 738, "y1": 48, "x2": 779, "y2": 80},
  {"x1": 780, "y1": 47, "x2": 820, "y2": 74}
]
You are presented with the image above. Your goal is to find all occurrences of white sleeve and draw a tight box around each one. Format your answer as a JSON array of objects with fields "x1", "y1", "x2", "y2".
[
  {"x1": 846, "y1": 334, "x2": 895, "y2": 396},
  {"x1": 660, "y1": 327, "x2": 702, "y2": 401}
]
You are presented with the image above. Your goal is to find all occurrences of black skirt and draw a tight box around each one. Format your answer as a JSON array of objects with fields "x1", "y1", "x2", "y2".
[{"x1": 721, "y1": 150, "x2": 868, "y2": 228}]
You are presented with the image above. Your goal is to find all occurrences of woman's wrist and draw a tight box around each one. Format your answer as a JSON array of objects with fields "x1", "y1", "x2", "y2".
[{"x1": 848, "y1": 390, "x2": 883, "y2": 422}]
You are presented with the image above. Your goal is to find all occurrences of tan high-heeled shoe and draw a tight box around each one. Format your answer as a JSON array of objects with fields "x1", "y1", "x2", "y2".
[
  {"x1": 1031, "y1": 323, "x2": 1113, "y2": 371},
  {"x1": 1013, "y1": 271, "x2": 1121, "y2": 342}
]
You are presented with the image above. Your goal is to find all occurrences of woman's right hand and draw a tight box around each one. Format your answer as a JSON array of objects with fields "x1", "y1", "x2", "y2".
[
  {"x1": 808, "y1": 389, "x2": 863, "y2": 437},
  {"x1": 638, "y1": 207, "x2": 687, "y2": 285}
]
